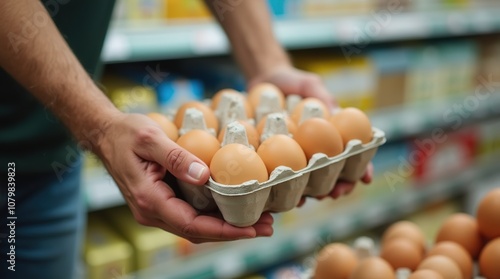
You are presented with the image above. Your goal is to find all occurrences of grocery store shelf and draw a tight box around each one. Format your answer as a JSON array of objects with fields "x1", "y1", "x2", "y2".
[
  {"x1": 369, "y1": 92, "x2": 500, "y2": 141},
  {"x1": 123, "y1": 157, "x2": 498, "y2": 279},
  {"x1": 102, "y1": 9, "x2": 500, "y2": 62}
]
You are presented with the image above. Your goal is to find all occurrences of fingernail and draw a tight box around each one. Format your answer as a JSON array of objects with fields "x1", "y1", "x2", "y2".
[{"x1": 188, "y1": 162, "x2": 206, "y2": 180}]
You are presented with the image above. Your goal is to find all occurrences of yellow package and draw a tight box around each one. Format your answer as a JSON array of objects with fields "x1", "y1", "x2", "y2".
[
  {"x1": 84, "y1": 214, "x2": 133, "y2": 279},
  {"x1": 103, "y1": 206, "x2": 179, "y2": 271},
  {"x1": 296, "y1": 54, "x2": 376, "y2": 111},
  {"x1": 166, "y1": 0, "x2": 211, "y2": 20},
  {"x1": 100, "y1": 75, "x2": 158, "y2": 114}
]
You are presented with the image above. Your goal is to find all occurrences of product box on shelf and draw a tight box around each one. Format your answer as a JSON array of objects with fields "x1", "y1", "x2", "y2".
[
  {"x1": 412, "y1": 126, "x2": 479, "y2": 184},
  {"x1": 301, "y1": 0, "x2": 374, "y2": 16},
  {"x1": 364, "y1": 141, "x2": 412, "y2": 200},
  {"x1": 84, "y1": 214, "x2": 134, "y2": 279},
  {"x1": 110, "y1": 65, "x2": 205, "y2": 115},
  {"x1": 295, "y1": 54, "x2": 376, "y2": 112},
  {"x1": 438, "y1": 40, "x2": 478, "y2": 98},
  {"x1": 177, "y1": 57, "x2": 247, "y2": 96},
  {"x1": 405, "y1": 45, "x2": 446, "y2": 104},
  {"x1": 477, "y1": 37, "x2": 500, "y2": 84},
  {"x1": 267, "y1": 0, "x2": 300, "y2": 18},
  {"x1": 119, "y1": 0, "x2": 166, "y2": 22},
  {"x1": 100, "y1": 75, "x2": 158, "y2": 114},
  {"x1": 102, "y1": 206, "x2": 180, "y2": 271},
  {"x1": 165, "y1": 0, "x2": 211, "y2": 20},
  {"x1": 477, "y1": 118, "x2": 500, "y2": 161},
  {"x1": 369, "y1": 47, "x2": 414, "y2": 109}
]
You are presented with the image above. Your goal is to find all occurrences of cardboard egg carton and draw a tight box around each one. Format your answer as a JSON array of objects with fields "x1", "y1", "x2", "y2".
[{"x1": 176, "y1": 99, "x2": 386, "y2": 227}]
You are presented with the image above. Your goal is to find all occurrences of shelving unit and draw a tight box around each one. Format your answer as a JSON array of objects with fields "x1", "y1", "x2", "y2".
[
  {"x1": 122, "y1": 156, "x2": 499, "y2": 279},
  {"x1": 83, "y1": 4, "x2": 500, "y2": 279},
  {"x1": 101, "y1": 8, "x2": 500, "y2": 63}
]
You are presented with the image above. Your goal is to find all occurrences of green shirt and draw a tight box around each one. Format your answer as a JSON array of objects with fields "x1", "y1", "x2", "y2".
[{"x1": 0, "y1": 0, "x2": 116, "y2": 175}]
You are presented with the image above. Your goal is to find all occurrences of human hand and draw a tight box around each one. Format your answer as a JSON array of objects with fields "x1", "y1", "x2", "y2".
[
  {"x1": 248, "y1": 64, "x2": 373, "y2": 204},
  {"x1": 96, "y1": 113, "x2": 273, "y2": 243}
]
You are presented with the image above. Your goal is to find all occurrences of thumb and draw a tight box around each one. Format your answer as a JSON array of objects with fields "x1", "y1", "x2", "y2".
[{"x1": 136, "y1": 128, "x2": 211, "y2": 185}]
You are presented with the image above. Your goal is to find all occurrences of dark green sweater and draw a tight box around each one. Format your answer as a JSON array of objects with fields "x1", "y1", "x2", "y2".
[{"x1": 0, "y1": 0, "x2": 115, "y2": 174}]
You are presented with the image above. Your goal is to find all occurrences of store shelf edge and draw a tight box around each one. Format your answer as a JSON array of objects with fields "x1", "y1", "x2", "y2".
[{"x1": 101, "y1": 8, "x2": 500, "y2": 63}]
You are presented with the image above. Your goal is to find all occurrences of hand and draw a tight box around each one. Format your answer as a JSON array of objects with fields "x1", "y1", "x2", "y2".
[
  {"x1": 96, "y1": 113, "x2": 273, "y2": 243},
  {"x1": 248, "y1": 64, "x2": 373, "y2": 205}
]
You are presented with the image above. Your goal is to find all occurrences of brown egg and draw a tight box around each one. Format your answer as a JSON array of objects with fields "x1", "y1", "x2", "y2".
[
  {"x1": 174, "y1": 101, "x2": 219, "y2": 132},
  {"x1": 476, "y1": 188, "x2": 500, "y2": 241},
  {"x1": 350, "y1": 257, "x2": 395, "y2": 279},
  {"x1": 247, "y1": 83, "x2": 285, "y2": 110},
  {"x1": 435, "y1": 213, "x2": 484, "y2": 259},
  {"x1": 294, "y1": 118, "x2": 343, "y2": 160},
  {"x1": 408, "y1": 270, "x2": 444, "y2": 279},
  {"x1": 256, "y1": 114, "x2": 297, "y2": 137},
  {"x1": 209, "y1": 143, "x2": 268, "y2": 185},
  {"x1": 218, "y1": 120, "x2": 259, "y2": 150},
  {"x1": 382, "y1": 221, "x2": 426, "y2": 253},
  {"x1": 479, "y1": 237, "x2": 500, "y2": 279},
  {"x1": 290, "y1": 97, "x2": 329, "y2": 124},
  {"x1": 417, "y1": 255, "x2": 462, "y2": 279},
  {"x1": 314, "y1": 243, "x2": 358, "y2": 279},
  {"x1": 257, "y1": 135, "x2": 307, "y2": 175},
  {"x1": 426, "y1": 241, "x2": 473, "y2": 279},
  {"x1": 176, "y1": 130, "x2": 220, "y2": 166},
  {"x1": 380, "y1": 238, "x2": 423, "y2": 271},
  {"x1": 146, "y1": 112, "x2": 179, "y2": 141},
  {"x1": 329, "y1": 107, "x2": 372, "y2": 147},
  {"x1": 211, "y1": 88, "x2": 254, "y2": 118}
]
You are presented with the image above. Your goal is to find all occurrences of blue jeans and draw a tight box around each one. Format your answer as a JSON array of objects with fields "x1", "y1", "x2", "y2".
[{"x1": 1, "y1": 166, "x2": 85, "y2": 279}]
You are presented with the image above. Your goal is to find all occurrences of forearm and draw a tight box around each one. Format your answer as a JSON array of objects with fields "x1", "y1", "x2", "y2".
[
  {"x1": 0, "y1": 0, "x2": 120, "y2": 150},
  {"x1": 204, "y1": 0, "x2": 290, "y2": 80}
]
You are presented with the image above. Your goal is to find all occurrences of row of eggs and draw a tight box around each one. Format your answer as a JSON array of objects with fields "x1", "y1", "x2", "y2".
[{"x1": 146, "y1": 83, "x2": 373, "y2": 185}]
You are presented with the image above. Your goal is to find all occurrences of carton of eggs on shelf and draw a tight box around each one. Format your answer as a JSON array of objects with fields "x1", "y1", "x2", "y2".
[{"x1": 163, "y1": 85, "x2": 386, "y2": 227}]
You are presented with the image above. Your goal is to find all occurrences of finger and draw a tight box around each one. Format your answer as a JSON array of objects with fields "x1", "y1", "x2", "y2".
[
  {"x1": 134, "y1": 124, "x2": 210, "y2": 185},
  {"x1": 153, "y1": 183, "x2": 260, "y2": 241},
  {"x1": 297, "y1": 197, "x2": 306, "y2": 207},
  {"x1": 252, "y1": 213, "x2": 274, "y2": 237},
  {"x1": 361, "y1": 163, "x2": 374, "y2": 184},
  {"x1": 330, "y1": 181, "x2": 355, "y2": 199},
  {"x1": 302, "y1": 76, "x2": 337, "y2": 110}
]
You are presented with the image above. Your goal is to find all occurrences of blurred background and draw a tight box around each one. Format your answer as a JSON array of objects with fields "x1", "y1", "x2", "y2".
[{"x1": 83, "y1": 0, "x2": 500, "y2": 278}]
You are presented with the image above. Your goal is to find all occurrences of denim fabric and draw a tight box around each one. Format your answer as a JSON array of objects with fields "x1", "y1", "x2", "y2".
[{"x1": 1, "y1": 164, "x2": 85, "y2": 279}]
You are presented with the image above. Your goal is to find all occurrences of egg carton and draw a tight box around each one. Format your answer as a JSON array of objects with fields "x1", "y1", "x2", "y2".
[{"x1": 177, "y1": 126, "x2": 386, "y2": 227}]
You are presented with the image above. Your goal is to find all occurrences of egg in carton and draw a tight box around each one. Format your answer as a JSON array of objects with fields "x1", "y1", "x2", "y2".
[{"x1": 177, "y1": 94, "x2": 386, "y2": 227}]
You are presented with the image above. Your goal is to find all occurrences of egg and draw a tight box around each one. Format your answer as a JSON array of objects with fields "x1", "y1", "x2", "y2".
[
  {"x1": 476, "y1": 188, "x2": 500, "y2": 240},
  {"x1": 479, "y1": 237, "x2": 500, "y2": 279},
  {"x1": 247, "y1": 83, "x2": 285, "y2": 110},
  {"x1": 257, "y1": 135, "x2": 307, "y2": 175},
  {"x1": 219, "y1": 120, "x2": 259, "y2": 150},
  {"x1": 329, "y1": 107, "x2": 372, "y2": 147},
  {"x1": 146, "y1": 112, "x2": 179, "y2": 141},
  {"x1": 290, "y1": 97, "x2": 329, "y2": 124},
  {"x1": 435, "y1": 213, "x2": 484, "y2": 259},
  {"x1": 174, "y1": 101, "x2": 219, "y2": 132},
  {"x1": 408, "y1": 270, "x2": 444, "y2": 279},
  {"x1": 211, "y1": 88, "x2": 254, "y2": 119},
  {"x1": 350, "y1": 257, "x2": 395, "y2": 279},
  {"x1": 256, "y1": 114, "x2": 297, "y2": 137},
  {"x1": 380, "y1": 238, "x2": 423, "y2": 271},
  {"x1": 176, "y1": 130, "x2": 220, "y2": 166},
  {"x1": 426, "y1": 241, "x2": 473, "y2": 279},
  {"x1": 417, "y1": 255, "x2": 462, "y2": 279},
  {"x1": 382, "y1": 221, "x2": 426, "y2": 253},
  {"x1": 209, "y1": 143, "x2": 268, "y2": 185},
  {"x1": 294, "y1": 118, "x2": 343, "y2": 160},
  {"x1": 314, "y1": 243, "x2": 358, "y2": 279}
]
